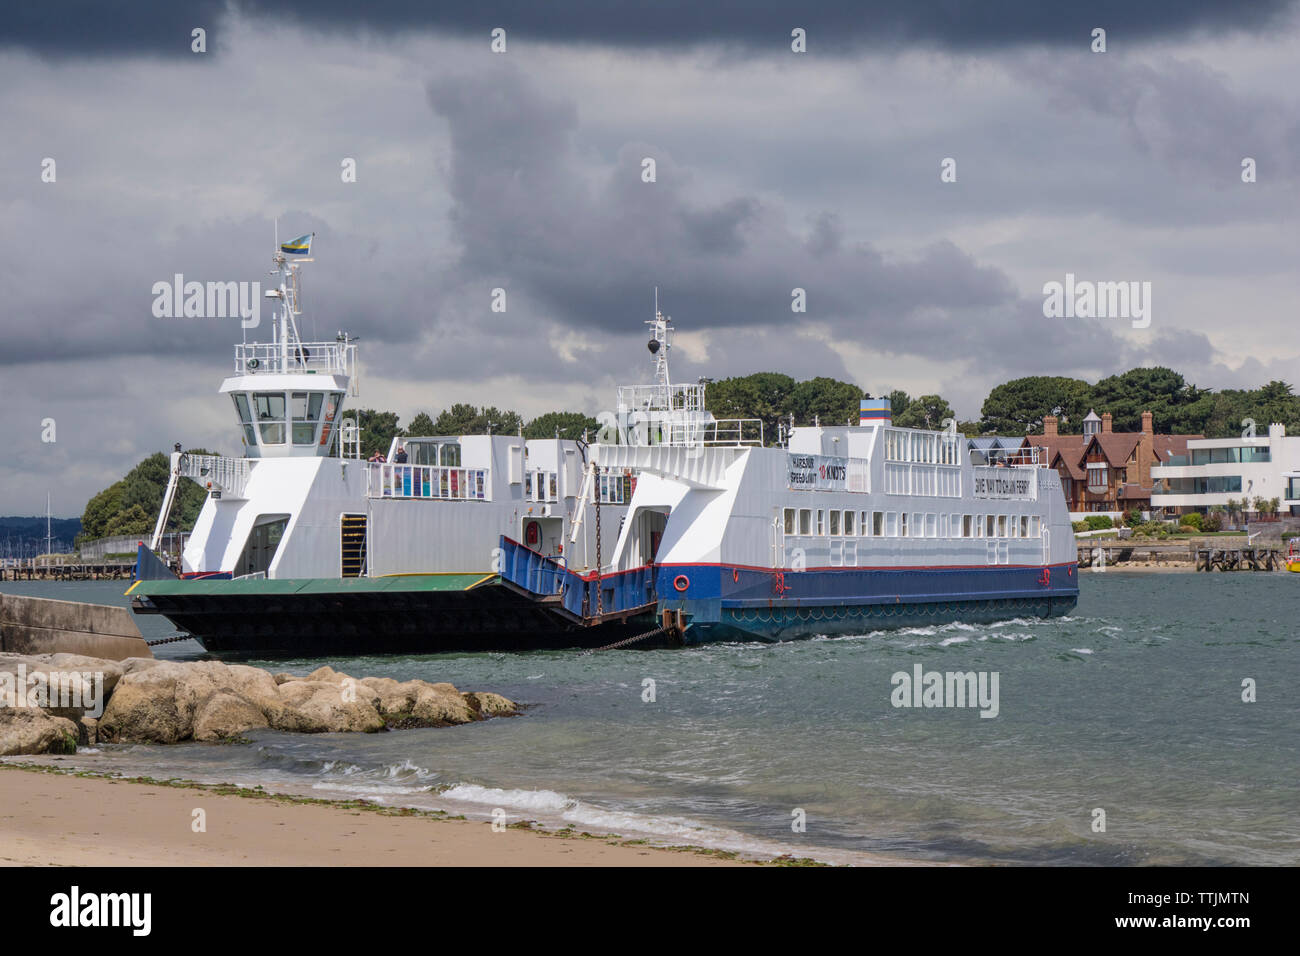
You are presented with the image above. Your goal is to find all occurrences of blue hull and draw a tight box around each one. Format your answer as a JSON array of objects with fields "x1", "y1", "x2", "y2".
[{"x1": 658, "y1": 563, "x2": 1079, "y2": 644}]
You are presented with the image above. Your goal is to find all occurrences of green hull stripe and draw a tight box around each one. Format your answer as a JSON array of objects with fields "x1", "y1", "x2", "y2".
[{"x1": 133, "y1": 574, "x2": 498, "y2": 596}]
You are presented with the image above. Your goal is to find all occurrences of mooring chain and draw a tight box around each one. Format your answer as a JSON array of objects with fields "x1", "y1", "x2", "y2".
[
  {"x1": 145, "y1": 633, "x2": 194, "y2": 647},
  {"x1": 583, "y1": 624, "x2": 671, "y2": 655}
]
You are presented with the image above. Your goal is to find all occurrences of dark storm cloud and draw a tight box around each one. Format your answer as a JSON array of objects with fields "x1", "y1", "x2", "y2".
[
  {"x1": 423, "y1": 65, "x2": 1129, "y2": 378},
  {"x1": 6, "y1": 1, "x2": 1296, "y2": 56}
]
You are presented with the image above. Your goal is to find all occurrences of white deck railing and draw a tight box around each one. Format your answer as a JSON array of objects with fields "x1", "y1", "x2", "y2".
[
  {"x1": 234, "y1": 341, "x2": 356, "y2": 377},
  {"x1": 180, "y1": 455, "x2": 253, "y2": 498},
  {"x1": 663, "y1": 418, "x2": 764, "y2": 447},
  {"x1": 367, "y1": 463, "x2": 490, "y2": 500}
]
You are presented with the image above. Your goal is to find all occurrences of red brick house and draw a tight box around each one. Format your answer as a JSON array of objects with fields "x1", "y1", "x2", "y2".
[{"x1": 1022, "y1": 410, "x2": 1199, "y2": 514}]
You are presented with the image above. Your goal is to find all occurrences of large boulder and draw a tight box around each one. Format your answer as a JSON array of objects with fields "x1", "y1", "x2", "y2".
[
  {"x1": 272, "y1": 680, "x2": 385, "y2": 734},
  {"x1": 99, "y1": 660, "x2": 285, "y2": 744},
  {"x1": 465, "y1": 691, "x2": 518, "y2": 717},
  {"x1": 0, "y1": 707, "x2": 79, "y2": 756},
  {"x1": 411, "y1": 683, "x2": 475, "y2": 726},
  {"x1": 192, "y1": 692, "x2": 270, "y2": 741}
]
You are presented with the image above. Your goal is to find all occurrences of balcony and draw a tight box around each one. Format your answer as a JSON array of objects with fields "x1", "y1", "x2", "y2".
[
  {"x1": 180, "y1": 455, "x2": 252, "y2": 499},
  {"x1": 367, "y1": 462, "x2": 490, "y2": 501}
]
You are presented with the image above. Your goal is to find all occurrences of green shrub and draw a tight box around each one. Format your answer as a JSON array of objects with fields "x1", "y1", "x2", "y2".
[
  {"x1": 1084, "y1": 515, "x2": 1113, "y2": 531},
  {"x1": 1123, "y1": 508, "x2": 1143, "y2": 527},
  {"x1": 1133, "y1": 520, "x2": 1171, "y2": 538},
  {"x1": 1072, "y1": 521, "x2": 1088, "y2": 533},
  {"x1": 1201, "y1": 512, "x2": 1223, "y2": 532},
  {"x1": 1179, "y1": 512, "x2": 1203, "y2": 531}
]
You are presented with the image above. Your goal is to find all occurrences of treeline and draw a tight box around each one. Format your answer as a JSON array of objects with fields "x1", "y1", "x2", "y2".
[
  {"x1": 350, "y1": 407, "x2": 599, "y2": 459},
  {"x1": 707, "y1": 366, "x2": 1300, "y2": 441},
  {"x1": 79, "y1": 451, "x2": 215, "y2": 543},
  {"x1": 977, "y1": 368, "x2": 1300, "y2": 437}
]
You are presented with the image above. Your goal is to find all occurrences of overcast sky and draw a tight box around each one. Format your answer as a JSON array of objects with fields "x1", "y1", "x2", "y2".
[{"x1": 2, "y1": 2, "x2": 1298, "y2": 515}]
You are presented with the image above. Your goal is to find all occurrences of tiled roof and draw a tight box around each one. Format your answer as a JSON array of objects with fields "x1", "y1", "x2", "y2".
[
  {"x1": 1117, "y1": 483, "x2": 1149, "y2": 499},
  {"x1": 1088, "y1": 434, "x2": 1141, "y2": 465}
]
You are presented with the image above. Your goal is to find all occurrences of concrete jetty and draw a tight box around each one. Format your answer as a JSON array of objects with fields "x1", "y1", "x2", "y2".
[{"x1": 0, "y1": 593, "x2": 152, "y2": 661}]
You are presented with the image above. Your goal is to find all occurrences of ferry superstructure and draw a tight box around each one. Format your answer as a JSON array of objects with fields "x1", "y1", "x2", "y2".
[
  {"x1": 498, "y1": 402, "x2": 1079, "y2": 643},
  {"x1": 130, "y1": 238, "x2": 674, "y2": 656}
]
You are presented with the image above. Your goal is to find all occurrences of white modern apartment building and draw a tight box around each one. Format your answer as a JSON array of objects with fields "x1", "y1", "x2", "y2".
[{"x1": 1150, "y1": 423, "x2": 1300, "y2": 515}]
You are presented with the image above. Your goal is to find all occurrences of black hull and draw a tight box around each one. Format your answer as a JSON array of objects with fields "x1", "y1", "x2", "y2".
[{"x1": 135, "y1": 584, "x2": 656, "y2": 660}]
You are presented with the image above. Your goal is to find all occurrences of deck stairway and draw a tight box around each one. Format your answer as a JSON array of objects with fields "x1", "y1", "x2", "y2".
[
  {"x1": 340, "y1": 514, "x2": 367, "y2": 577},
  {"x1": 497, "y1": 536, "x2": 658, "y2": 626}
]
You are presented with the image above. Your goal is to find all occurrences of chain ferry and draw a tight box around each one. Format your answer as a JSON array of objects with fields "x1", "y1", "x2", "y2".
[
  {"x1": 497, "y1": 400, "x2": 1080, "y2": 644},
  {"x1": 128, "y1": 240, "x2": 720, "y2": 656}
]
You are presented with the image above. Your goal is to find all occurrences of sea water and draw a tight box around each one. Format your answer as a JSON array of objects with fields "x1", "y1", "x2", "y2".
[{"x1": 3, "y1": 573, "x2": 1296, "y2": 865}]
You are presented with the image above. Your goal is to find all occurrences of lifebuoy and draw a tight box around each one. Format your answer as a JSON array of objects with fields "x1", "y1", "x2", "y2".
[{"x1": 673, "y1": 574, "x2": 690, "y2": 592}]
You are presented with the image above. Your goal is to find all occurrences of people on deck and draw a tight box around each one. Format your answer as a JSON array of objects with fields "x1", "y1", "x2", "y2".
[{"x1": 393, "y1": 444, "x2": 408, "y2": 463}]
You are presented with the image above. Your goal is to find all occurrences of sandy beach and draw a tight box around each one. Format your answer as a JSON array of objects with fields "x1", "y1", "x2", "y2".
[{"x1": 0, "y1": 765, "x2": 761, "y2": 867}]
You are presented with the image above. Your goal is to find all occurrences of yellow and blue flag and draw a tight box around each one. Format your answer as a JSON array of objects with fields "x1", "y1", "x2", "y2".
[{"x1": 280, "y1": 233, "x2": 313, "y2": 255}]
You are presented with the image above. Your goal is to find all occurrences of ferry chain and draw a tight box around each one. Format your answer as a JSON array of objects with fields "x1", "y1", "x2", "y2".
[
  {"x1": 584, "y1": 623, "x2": 672, "y2": 654},
  {"x1": 146, "y1": 634, "x2": 195, "y2": 647}
]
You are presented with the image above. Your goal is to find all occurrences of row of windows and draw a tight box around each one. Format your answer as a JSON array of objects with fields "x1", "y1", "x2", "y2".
[
  {"x1": 783, "y1": 508, "x2": 1041, "y2": 539},
  {"x1": 1155, "y1": 475, "x2": 1244, "y2": 495},
  {"x1": 234, "y1": 391, "x2": 340, "y2": 447},
  {"x1": 882, "y1": 429, "x2": 961, "y2": 465},
  {"x1": 1192, "y1": 447, "x2": 1271, "y2": 465}
]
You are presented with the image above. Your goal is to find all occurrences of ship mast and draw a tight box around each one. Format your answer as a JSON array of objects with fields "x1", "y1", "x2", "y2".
[{"x1": 647, "y1": 287, "x2": 672, "y2": 388}]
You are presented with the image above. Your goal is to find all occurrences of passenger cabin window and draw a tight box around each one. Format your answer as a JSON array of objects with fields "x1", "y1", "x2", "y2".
[
  {"x1": 963, "y1": 515, "x2": 972, "y2": 537},
  {"x1": 998, "y1": 515, "x2": 1007, "y2": 537},
  {"x1": 843, "y1": 511, "x2": 854, "y2": 535},
  {"x1": 926, "y1": 513, "x2": 937, "y2": 538},
  {"x1": 986, "y1": 515, "x2": 995, "y2": 537},
  {"x1": 829, "y1": 511, "x2": 840, "y2": 536},
  {"x1": 816, "y1": 510, "x2": 825, "y2": 535},
  {"x1": 784, "y1": 508, "x2": 795, "y2": 535},
  {"x1": 886, "y1": 512, "x2": 898, "y2": 537},
  {"x1": 873, "y1": 511, "x2": 884, "y2": 536},
  {"x1": 900, "y1": 513, "x2": 909, "y2": 536},
  {"x1": 799, "y1": 509, "x2": 812, "y2": 535},
  {"x1": 1021, "y1": 516, "x2": 1030, "y2": 537}
]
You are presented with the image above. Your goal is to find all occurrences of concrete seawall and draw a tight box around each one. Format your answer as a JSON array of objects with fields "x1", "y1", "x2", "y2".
[{"x1": 0, "y1": 593, "x2": 153, "y2": 661}]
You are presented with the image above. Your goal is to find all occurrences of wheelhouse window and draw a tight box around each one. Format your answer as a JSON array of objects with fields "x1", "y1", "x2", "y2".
[
  {"x1": 232, "y1": 393, "x2": 257, "y2": 447},
  {"x1": 254, "y1": 392, "x2": 286, "y2": 444},
  {"x1": 291, "y1": 391, "x2": 324, "y2": 445}
]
